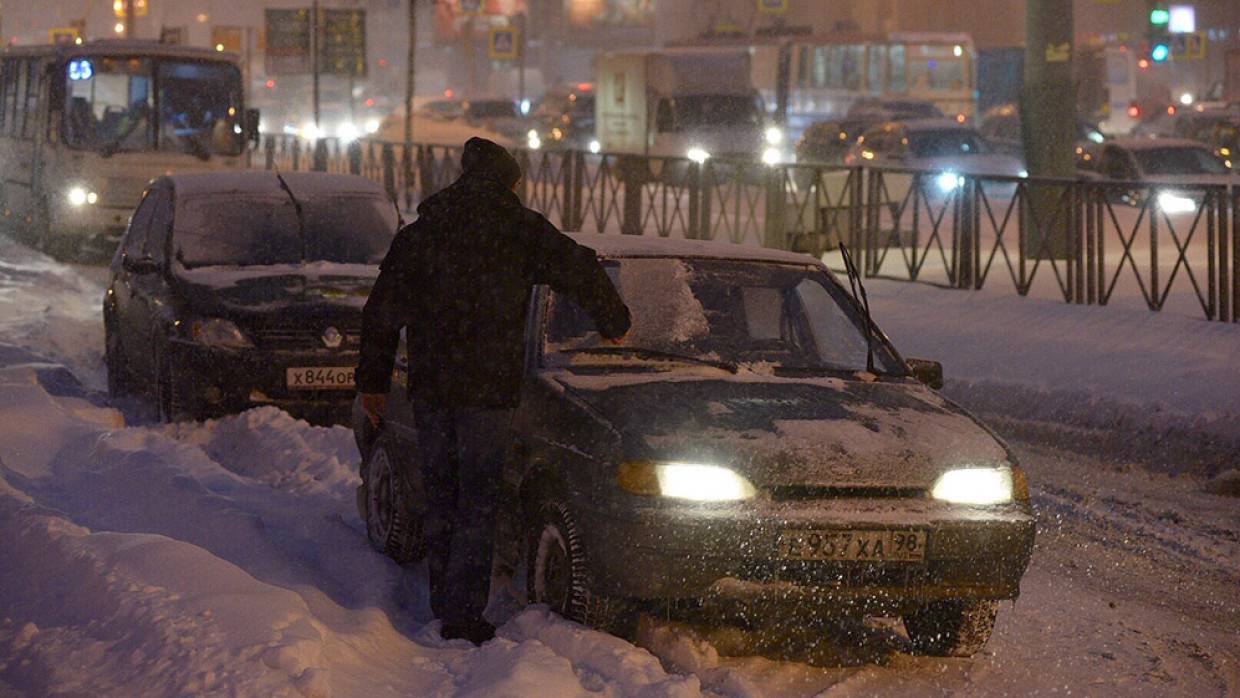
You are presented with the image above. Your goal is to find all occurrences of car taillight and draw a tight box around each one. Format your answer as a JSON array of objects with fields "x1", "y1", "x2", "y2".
[{"x1": 1126, "y1": 103, "x2": 1141, "y2": 119}]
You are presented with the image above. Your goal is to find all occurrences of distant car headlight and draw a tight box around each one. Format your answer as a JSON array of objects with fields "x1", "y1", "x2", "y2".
[
  {"x1": 363, "y1": 117, "x2": 381, "y2": 134},
  {"x1": 190, "y1": 318, "x2": 253, "y2": 349},
  {"x1": 67, "y1": 186, "x2": 98, "y2": 206},
  {"x1": 931, "y1": 467, "x2": 1014, "y2": 505},
  {"x1": 686, "y1": 146, "x2": 711, "y2": 164},
  {"x1": 761, "y1": 146, "x2": 782, "y2": 166},
  {"x1": 527, "y1": 129, "x2": 542, "y2": 150},
  {"x1": 336, "y1": 121, "x2": 360, "y2": 142},
  {"x1": 1157, "y1": 191, "x2": 1196, "y2": 214},
  {"x1": 935, "y1": 171, "x2": 965, "y2": 193},
  {"x1": 1018, "y1": 169, "x2": 1029, "y2": 178},
  {"x1": 764, "y1": 126, "x2": 784, "y2": 146},
  {"x1": 588, "y1": 139, "x2": 601, "y2": 154},
  {"x1": 618, "y1": 460, "x2": 757, "y2": 501}
]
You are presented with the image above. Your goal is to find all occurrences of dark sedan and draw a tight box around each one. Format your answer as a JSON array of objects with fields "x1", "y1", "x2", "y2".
[
  {"x1": 104, "y1": 171, "x2": 398, "y2": 423},
  {"x1": 355, "y1": 235, "x2": 1035, "y2": 657}
]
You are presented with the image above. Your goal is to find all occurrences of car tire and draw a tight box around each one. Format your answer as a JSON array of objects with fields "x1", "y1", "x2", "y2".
[
  {"x1": 105, "y1": 322, "x2": 130, "y2": 398},
  {"x1": 154, "y1": 341, "x2": 196, "y2": 423},
  {"x1": 527, "y1": 500, "x2": 635, "y2": 637},
  {"x1": 361, "y1": 432, "x2": 425, "y2": 565},
  {"x1": 903, "y1": 599, "x2": 998, "y2": 657}
]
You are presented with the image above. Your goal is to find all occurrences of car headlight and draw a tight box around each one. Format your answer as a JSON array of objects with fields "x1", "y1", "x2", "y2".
[
  {"x1": 67, "y1": 186, "x2": 98, "y2": 206},
  {"x1": 935, "y1": 171, "x2": 964, "y2": 193},
  {"x1": 761, "y1": 146, "x2": 782, "y2": 166},
  {"x1": 618, "y1": 460, "x2": 756, "y2": 501},
  {"x1": 1157, "y1": 191, "x2": 1196, "y2": 214},
  {"x1": 526, "y1": 129, "x2": 542, "y2": 150},
  {"x1": 190, "y1": 318, "x2": 253, "y2": 348},
  {"x1": 1018, "y1": 169, "x2": 1029, "y2": 178},
  {"x1": 765, "y1": 126, "x2": 784, "y2": 146},
  {"x1": 686, "y1": 146, "x2": 711, "y2": 164},
  {"x1": 588, "y1": 139, "x2": 601, "y2": 154},
  {"x1": 931, "y1": 467, "x2": 1014, "y2": 505}
]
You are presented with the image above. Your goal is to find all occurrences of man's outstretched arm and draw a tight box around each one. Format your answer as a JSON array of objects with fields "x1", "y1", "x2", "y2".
[
  {"x1": 357, "y1": 227, "x2": 417, "y2": 424},
  {"x1": 526, "y1": 212, "x2": 631, "y2": 340}
]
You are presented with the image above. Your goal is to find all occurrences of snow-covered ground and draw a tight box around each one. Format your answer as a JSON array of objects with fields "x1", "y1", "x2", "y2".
[{"x1": 1, "y1": 235, "x2": 1238, "y2": 696}]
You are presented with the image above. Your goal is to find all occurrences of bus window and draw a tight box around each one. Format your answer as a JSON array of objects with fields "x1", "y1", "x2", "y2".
[
  {"x1": 21, "y1": 60, "x2": 39, "y2": 140},
  {"x1": 889, "y1": 45, "x2": 906, "y2": 93},
  {"x1": 66, "y1": 57, "x2": 154, "y2": 153},
  {"x1": 2, "y1": 60, "x2": 21, "y2": 136},
  {"x1": 908, "y1": 45, "x2": 967, "y2": 92},
  {"x1": 812, "y1": 47, "x2": 828, "y2": 88},
  {"x1": 867, "y1": 45, "x2": 886, "y2": 93},
  {"x1": 157, "y1": 61, "x2": 244, "y2": 157},
  {"x1": 797, "y1": 46, "x2": 809, "y2": 89}
]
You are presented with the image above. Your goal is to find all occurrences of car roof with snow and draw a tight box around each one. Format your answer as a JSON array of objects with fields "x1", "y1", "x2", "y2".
[
  {"x1": 164, "y1": 172, "x2": 388, "y2": 200},
  {"x1": 567, "y1": 233, "x2": 820, "y2": 266}
]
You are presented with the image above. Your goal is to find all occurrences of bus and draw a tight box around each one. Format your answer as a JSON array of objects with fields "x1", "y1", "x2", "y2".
[
  {"x1": 722, "y1": 32, "x2": 977, "y2": 143},
  {"x1": 0, "y1": 40, "x2": 257, "y2": 257}
]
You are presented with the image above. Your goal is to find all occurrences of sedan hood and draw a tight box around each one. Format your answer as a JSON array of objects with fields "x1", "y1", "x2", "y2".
[
  {"x1": 555, "y1": 372, "x2": 1009, "y2": 491},
  {"x1": 172, "y1": 262, "x2": 377, "y2": 320},
  {"x1": 911, "y1": 153, "x2": 1025, "y2": 178}
]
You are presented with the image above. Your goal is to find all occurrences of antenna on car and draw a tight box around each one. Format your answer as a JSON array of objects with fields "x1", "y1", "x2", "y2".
[
  {"x1": 838, "y1": 243, "x2": 876, "y2": 376},
  {"x1": 274, "y1": 170, "x2": 307, "y2": 262}
]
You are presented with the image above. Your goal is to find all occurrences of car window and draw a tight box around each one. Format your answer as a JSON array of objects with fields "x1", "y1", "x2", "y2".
[
  {"x1": 144, "y1": 187, "x2": 172, "y2": 264},
  {"x1": 544, "y1": 259, "x2": 902, "y2": 374},
  {"x1": 1131, "y1": 146, "x2": 1229, "y2": 176},
  {"x1": 122, "y1": 190, "x2": 156, "y2": 257},
  {"x1": 906, "y1": 129, "x2": 984, "y2": 157}
]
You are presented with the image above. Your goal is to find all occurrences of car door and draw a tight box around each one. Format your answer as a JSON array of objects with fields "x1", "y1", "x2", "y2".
[
  {"x1": 128, "y1": 183, "x2": 175, "y2": 380},
  {"x1": 114, "y1": 188, "x2": 158, "y2": 377}
]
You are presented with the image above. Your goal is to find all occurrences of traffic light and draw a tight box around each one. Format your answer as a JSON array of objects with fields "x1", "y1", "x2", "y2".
[
  {"x1": 1148, "y1": 4, "x2": 1171, "y2": 62},
  {"x1": 1151, "y1": 42, "x2": 1170, "y2": 62},
  {"x1": 1149, "y1": 8, "x2": 1169, "y2": 26}
]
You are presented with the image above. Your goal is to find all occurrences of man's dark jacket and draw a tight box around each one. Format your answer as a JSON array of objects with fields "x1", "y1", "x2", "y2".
[{"x1": 357, "y1": 170, "x2": 631, "y2": 408}]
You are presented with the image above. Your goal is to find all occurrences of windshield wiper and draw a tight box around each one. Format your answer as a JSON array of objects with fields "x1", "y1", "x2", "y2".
[
  {"x1": 560, "y1": 346, "x2": 738, "y2": 373},
  {"x1": 274, "y1": 171, "x2": 307, "y2": 263},
  {"x1": 838, "y1": 243, "x2": 879, "y2": 375}
]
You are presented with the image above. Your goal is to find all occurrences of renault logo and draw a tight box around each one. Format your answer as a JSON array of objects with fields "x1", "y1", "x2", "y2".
[{"x1": 322, "y1": 326, "x2": 343, "y2": 348}]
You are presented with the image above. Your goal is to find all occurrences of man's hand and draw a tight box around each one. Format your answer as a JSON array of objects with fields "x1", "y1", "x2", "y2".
[
  {"x1": 360, "y1": 393, "x2": 387, "y2": 427},
  {"x1": 604, "y1": 329, "x2": 629, "y2": 346}
]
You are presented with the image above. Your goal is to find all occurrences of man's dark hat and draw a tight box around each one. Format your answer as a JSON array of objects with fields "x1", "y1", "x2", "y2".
[{"x1": 461, "y1": 137, "x2": 522, "y2": 189}]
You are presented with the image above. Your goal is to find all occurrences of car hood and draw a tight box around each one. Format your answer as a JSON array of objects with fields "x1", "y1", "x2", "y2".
[
  {"x1": 910, "y1": 153, "x2": 1024, "y2": 177},
  {"x1": 554, "y1": 371, "x2": 1010, "y2": 490},
  {"x1": 1143, "y1": 173, "x2": 1238, "y2": 187},
  {"x1": 172, "y1": 262, "x2": 378, "y2": 319}
]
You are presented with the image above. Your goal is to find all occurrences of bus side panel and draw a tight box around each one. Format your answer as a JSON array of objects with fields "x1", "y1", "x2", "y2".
[{"x1": 595, "y1": 53, "x2": 648, "y2": 156}]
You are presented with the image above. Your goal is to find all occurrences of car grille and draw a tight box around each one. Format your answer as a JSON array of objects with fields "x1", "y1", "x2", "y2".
[
  {"x1": 768, "y1": 485, "x2": 927, "y2": 501},
  {"x1": 254, "y1": 326, "x2": 361, "y2": 351}
]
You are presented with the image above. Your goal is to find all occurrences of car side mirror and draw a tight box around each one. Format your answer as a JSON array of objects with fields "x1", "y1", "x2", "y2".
[
  {"x1": 906, "y1": 358, "x2": 943, "y2": 389},
  {"x1": 244, "y1": 108, "x2": 261, "y2": 147},
  {"x1": 122, "y1": 254, "x2": 159, "y2": 275}
]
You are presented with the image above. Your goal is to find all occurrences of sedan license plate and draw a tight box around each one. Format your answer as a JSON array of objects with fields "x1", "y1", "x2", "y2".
[
  {"x1": 286, "y1": 366, "x2": 355, "y2": 390},
  {"x1": 777, "y1": 530, "x2": 926, "y2": 562}
]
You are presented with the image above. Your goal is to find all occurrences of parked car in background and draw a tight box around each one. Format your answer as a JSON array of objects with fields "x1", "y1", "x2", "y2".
[
  {"x1": 527, "y1": 85, "x2": 597, "y2": 151},
  {"x1": 796, "y1": 100, "x2": 949, "y2": 165},
  {"x1": 418, "y1": 98, "x2": 466, "y2": 122},
  {"x1": 977, "y1": 103, "x2": 1105, "y2": 158},
  {"x1": 354, "y1": 234, "x2": 1035, "y2": 656},
  {"x1": 846, "y1": 98, "x2": 944, "y2": 123},
  {"x1": 104, "y1": 172, "x2": 398, "y2": 423},
  {"x1": 846, "y1": 120, "x2": 1026, "y2": 198},
  {"x1": 1088, "y1": 138, "x2": 1236, "y2": 212},
  {"x1": 463, "y1": 99, "x2": 526, "y2": 142}
]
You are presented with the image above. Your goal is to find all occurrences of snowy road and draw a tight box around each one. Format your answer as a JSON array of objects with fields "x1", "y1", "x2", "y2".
[{"x1": 2, "y1": 238, "x2": 1238, "y2": 696}]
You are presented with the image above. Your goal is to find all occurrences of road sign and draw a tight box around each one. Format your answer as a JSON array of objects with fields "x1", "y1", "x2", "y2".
[
  {"x1": 320, "y1": 9, "x2": 367, "y2": 77},
  {"x1": 265, "y1": 9, "x2": 312, "y2": 75},
  {"x1": 112, "y1": 0, "x2": 148, "y2": 18},
  {"x1": 211, "y1": 26, "x2": 243, "y2": 54},
  {"x1": 48, "y1": 27, "x2": 80, "y2": 45},
  {"x1": 1170, "y1": 31, "x2": 1206, "y2": 61},
  {"x1": 489, "y1": 27, "x2": 518, "y2": 61},
  {"x1": 758, "y1": 0, "x2": 789, "y2": 13}
]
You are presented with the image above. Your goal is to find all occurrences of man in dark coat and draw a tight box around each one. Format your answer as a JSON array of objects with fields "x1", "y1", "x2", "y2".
[{"x1": 357, "y1": 137, "x2": 630, "y2": 644}]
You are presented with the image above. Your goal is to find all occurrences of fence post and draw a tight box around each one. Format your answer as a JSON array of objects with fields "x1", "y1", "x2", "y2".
[
  {"x1": 955, "y1": 177, "x2": 975, "y2": 289},
  {"x1": 313, "y1": 139, "x2": 329, "y2": 172},
  {"x1": 763, "y1": 167, "x2": 786, "y2": 250},
  {"x1": 864, "y1": 168, "x2": 880, "y2": 275},
  {"x1": 1149, "y1": 200, "x2": 1160, "y2": 310},
  {"x1": 347, "y1": 140, "x2": 363, "y2": 175},
  {"x1": 621, "y1": 155, "x2": 643, "y2": 235},
  {"x1": 1219, "y1": 189, "x2": 1231, "y2": 322},
  {"x1": 686, "y1": 162, "x2": 702, "y2": 240},
  {"x1": 381, "y1": 143, "x2": 397, "y2": 204},
  {"x1": 264, "y1": 136, "x2": 275, "y2": 170},
  {"x1": 291, "y1": 139, "x2": 301, "y2": 171}
]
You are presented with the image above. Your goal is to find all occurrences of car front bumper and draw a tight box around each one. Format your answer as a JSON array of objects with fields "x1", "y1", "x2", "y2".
[
  {"x1": 166, "y1": 338, "x2": 359, "y2": 422},
  {"x1": 575, "y1": 497, "x2": 1035, "y2": 613}
]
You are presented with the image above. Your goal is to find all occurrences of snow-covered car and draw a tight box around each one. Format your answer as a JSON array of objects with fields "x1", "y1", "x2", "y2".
[
  {"x1": 104, "y1": 172, "x2": 398, "y2": 423},
  {"x1": 1091, "y1": 138, "x2": 1237, "y2": 212},
  {"x1": 353, "y1": 235, "x2": 1035, "y2": 656}
]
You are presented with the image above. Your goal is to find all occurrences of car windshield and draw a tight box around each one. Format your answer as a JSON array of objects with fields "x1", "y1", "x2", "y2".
[
  {"x1": 174, "y1": 194, "x2": 397, "y2": 267},
  {"x1": 64, "y1": 56, "x2": 244, "y2": 157},
  {"x1": 544, "y1": 259, "x2": 902, "y2": 375},
  {"x1": 1133, "y1": 146, "x2": 1229, "y2": 176},
  {"x1": 674, "y1": 95, "x2": 763, "y2": 129},
  {"x1": 908, "y1": 129, "x2": 985, "y2": 157}
]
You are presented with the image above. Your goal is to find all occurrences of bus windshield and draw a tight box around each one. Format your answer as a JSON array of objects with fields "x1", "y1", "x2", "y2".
[{"x1": 64, "y1": 56, "x2": 244, "y2": 157}]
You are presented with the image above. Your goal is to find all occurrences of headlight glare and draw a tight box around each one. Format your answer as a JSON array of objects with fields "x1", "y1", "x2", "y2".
[
  {"x1": 686, "y1": 147, "x2": 711, "y2": 164},
  {"x1": 190, "y1": 318, "x2": 253, "y2": 348},
  {"x1": 931, "y1": 467, "x2": 1014, "y2": 505},
  {"x1": 764, "y1": 126, "x2": 784, "y2": 146},
  {"x1": 935, "y1": 171, "x2": 964, "y2": 193},
  {"x1": 761, "y1": 146, "x2": 782, "y2": 166},
  {"x1": 618, "y1": 460, "x2": 756, "y2": 501},
  {"x1": 68, "y1": 186, "x2": 98, "y2": 206},
  {"x1": 1157, "y1": 191, "x2": 1196, "y2": 214}
]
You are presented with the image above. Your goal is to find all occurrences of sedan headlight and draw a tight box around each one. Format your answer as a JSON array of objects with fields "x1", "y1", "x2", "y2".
[
  {"x1": 686, "y1": 146, "x2": 711, "y2": 164},
  {"x1": 1156, "y1": 191, "x2": 1197, "y2": 214},
  {"x1": 931, "y1": 466, "x2": 1014, "y2": 505},
  {"x1": 190, "y1": 318, "x2": 253, "y2": 348},
  {"x1": 761, "y1": 146, "x2": 782, "y2": 166},
  {"x1": 67, "y1": 186, "x2": 99, "y2": 206},
  {"x1": 765, "y1": 125, "x2": 784, "y2": 146},
  {"x1": 935, "y1": 171, "x2": 965, "y2": 193},
  {"x1": 618, "y1": 460, "x2": 756, "y2": 501}
]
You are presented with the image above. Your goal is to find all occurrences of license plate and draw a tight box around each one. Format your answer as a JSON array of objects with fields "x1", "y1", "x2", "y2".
[
  {"x1": 286, "y1": 366, "x2": 355, "y2": 390},
  {"x1": 776, "y1": 530, "x2": 927, "y2": 562}
]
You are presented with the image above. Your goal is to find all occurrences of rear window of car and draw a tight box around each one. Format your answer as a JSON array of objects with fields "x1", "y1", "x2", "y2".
[{"x1": 908, "y1": 129, "x2": 984, "y2": 157}]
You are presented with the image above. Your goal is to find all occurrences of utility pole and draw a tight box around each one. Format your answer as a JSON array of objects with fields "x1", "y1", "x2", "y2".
[
  {"x1": 404, "y1": 0, "x2": 416, "y2": 150},
  {"x1": 125, "y1": 0, "x2": 137, "y2": 39},
  {"x1": 312, "y1": 0, "x2": 321, "y2": 134},
  {"x1": 1021, "y1": 0, "x2": 1076, "y2": 258}
]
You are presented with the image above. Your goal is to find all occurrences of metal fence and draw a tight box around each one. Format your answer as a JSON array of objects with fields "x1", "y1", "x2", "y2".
[{"x1": 258, "y1": 134, "x2": 1239, "y2": 323}]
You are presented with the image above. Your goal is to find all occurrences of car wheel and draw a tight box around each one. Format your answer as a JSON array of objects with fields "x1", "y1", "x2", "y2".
[
  {"x1": 105, "y1": 322, "x2": 129, "y2": 397},
  {"x1": 903, "y1": 599, "x2": 998, "y2": 657},
  {"x1": 361, "y1": 432, "x2": 425, "y2": 564},
  {"x1": 154, "y1": 341, "x2": 195, "y2": 423},
  {"x1": 527, "y1": 500, "x2": 634, "y2": 636}
]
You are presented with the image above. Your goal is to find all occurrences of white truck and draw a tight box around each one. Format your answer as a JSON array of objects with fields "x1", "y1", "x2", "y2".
[{"x1": 593, "y1": 48, "x2": 781, "y2": 163}]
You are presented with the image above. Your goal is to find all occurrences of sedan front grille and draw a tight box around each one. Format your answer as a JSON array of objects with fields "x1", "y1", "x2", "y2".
[
  {"x1": 254, "y1": 327, "x2": 361, "y2": 351},
  {"x1": 768, "y1": 485, "x2": 927, "y2": 501}
]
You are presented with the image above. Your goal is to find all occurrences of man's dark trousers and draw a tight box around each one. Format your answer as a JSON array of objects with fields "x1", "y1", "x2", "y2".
[{"x1": 411, "y1": 399, "x2": 514, "y2": 629}]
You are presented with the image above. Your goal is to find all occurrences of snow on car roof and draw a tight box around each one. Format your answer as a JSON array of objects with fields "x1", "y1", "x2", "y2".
[
  {"x1": 166, "y1": 171, "x2": 388, "y2": 200},
  {"x1": 566, "y1": 234, "x2": 821, "y2": 265}
]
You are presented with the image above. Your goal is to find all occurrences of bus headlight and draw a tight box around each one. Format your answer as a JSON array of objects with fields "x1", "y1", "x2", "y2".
[
  {"x1": 761, "y1": 147, "x2": 782, "y2": 166},
  {"x1": 765, "y1": 126, "x2": 784, "y2": 146},
  {"x1": 686, "y1": 146, "x2": 711, "y2": 164},
  {"x1": 618, "y1": 460, "x2": 756, "y2": 501},
  {"x1": 931, "y1": 467, "x2": 1013, "y2": 505},
  {"x1": 588, "y1": 139, "x2": 601, "y2": 154},
  {"x1": 67, "y1": 186, "x2": 98, "y2": 207}
]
